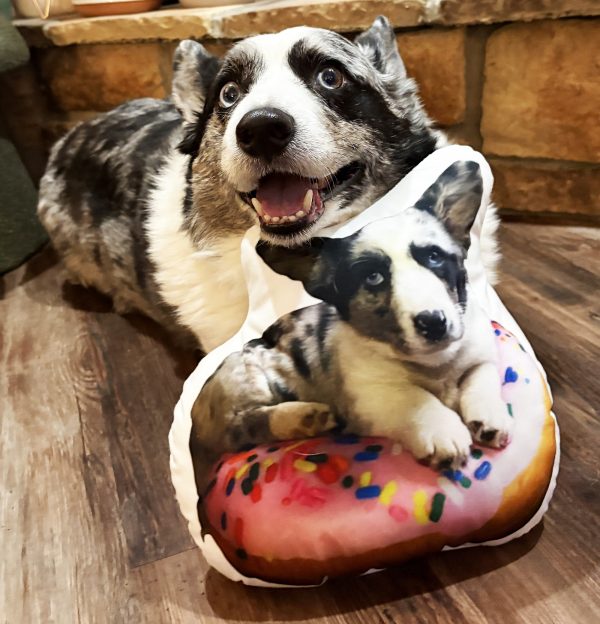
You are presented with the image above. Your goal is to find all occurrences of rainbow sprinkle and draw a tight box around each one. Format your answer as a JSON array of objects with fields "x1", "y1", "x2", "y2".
[
  {"x1": 429, "y1": 493, "x2": 446, "y2": 522},
  {"x1": 379, "y1": 481, "x2": 397, "y2": 506},
  {"x1": 474, "y1": 461, "x2": 492, "y2": 480},
  {"x1": 437, "y1": 477, "x2": 464, "y2": 505},
  {"x1": 389, "y1": 505, "x2": 409, "y2": 522},
  {"x1": 305, "y1": 453, "x2": 328, "y2": 464},
  {"x1": 235, "y1": 463, "x2": 250, "y2": 480},
  {"x1": 356, "y1": 485, "x2": 381, "y2": 500},
  {"x1": 359, "y1": 471, "x2": 372, "y2": 487},
  {"x1": 248, "y1": 462, "x2": 260, "y2": 481},
  {"x1": 342, "y1": 475, "x2": 354, "y2": 488},
  {"x1": 413, "y1": 490, "x2": 429, "y2": 525},
  {"x1": 293, "y1": 459, "x2": 317, "y2": 473},
  {"x1": 354, "y1": 450, "x2": 379, "y2": 461},
  {"x1": 334, "y1": 434, "x2": 360, "y2": 444}
]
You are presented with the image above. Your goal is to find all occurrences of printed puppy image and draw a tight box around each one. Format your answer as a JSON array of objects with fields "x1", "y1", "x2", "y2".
[
  {"x1": 38, "y1": 17, "x2": 499, "y2": 351},
  {"x1": 191, "y1": 162, "x2": 513, "y2": 476}
]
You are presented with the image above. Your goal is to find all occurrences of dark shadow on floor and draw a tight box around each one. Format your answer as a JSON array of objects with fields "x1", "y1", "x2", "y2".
[{"x1": 199, "y1": 524, "x2": 545, "y2": 621}]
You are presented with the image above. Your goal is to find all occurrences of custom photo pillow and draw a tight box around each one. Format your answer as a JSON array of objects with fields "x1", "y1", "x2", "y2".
[{"x1": 170, "y1": 145, "x2": 559, "y2": 586}]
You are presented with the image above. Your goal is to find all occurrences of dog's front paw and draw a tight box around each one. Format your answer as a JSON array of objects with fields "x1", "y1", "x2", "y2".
[
  {"x1": 268, "y1": 401, "x2": 337, "y2": 440},
  {"x1": 297, "y1": 404, "x2": 337, "y2": 437},
  {"x1": 411, "y1": 415, "x2": 473, "y2": 471},
  {"x1": 465, "y1": 402, "x2": 514, "y2": 448}
]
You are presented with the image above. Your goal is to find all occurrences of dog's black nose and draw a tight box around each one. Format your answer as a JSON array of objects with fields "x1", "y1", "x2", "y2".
[
  {"x1": 413, "y1": 310, "x2": 447, "y2": 342},
  {"x1": 236, "y1": 107, "x2": 295, "y2": 160}
]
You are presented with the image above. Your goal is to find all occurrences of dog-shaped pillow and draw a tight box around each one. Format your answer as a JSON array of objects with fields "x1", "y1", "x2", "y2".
[
  {"x1": 191, "y1": 160, "x2": 512, "y2": 474},
  {"x1": 170, "y1": 146, "x2": 558, "y2": 586}
]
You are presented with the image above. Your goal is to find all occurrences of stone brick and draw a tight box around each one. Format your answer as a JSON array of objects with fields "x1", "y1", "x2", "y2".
[
  {"x1": 438, "y1": 0, "x2": 600, "y2": 25},
  {"x1": 482, "y1": 20, "x2": 600, "y2": 163},
  {"x1": 397, "y1": 28, "x2": 465, "y2": 126},
  {"x1": 491, "y1": 158, "x2": 600, "y2": 219},
  {"x1": 38, "y1": 43, "x2": 171, "y2": 112},
  {"x1": 444, "y1": 125, "x2": 479, "y2": 149},
  {"x1": 16, "y1": 0, "x2": 600, "y2": 47},
  {"x1": 29, "y1": 7, "x2": 214, "y2": 47},
  {"x1": 217, "y1": 0, "x2": 425, "y2": 39}
]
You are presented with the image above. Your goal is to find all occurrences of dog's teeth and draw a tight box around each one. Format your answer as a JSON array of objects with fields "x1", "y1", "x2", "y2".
[
  {"x1": 296, "y1": 210, "x2": 306, "y2": 218},
  {"x1": 288, "y1": 215, "x2": 297, "y2": 222},
  {"x1": 271, "y1": 216, "x2": 280, "y2": 223},
  {"x1": 251, "y1": 198, "x2": 264, "y2": 216},
  {"x1": 263, "y1": 214, "x2": 271, "y2": 222},
  {"x1": 303, "y1": 189, "x2": 313, "y2": 212}
]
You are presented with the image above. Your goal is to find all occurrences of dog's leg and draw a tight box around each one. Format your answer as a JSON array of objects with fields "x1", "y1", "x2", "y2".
[
  {"x1": 359, "y1": 387, "x2": 472, "y2": 470},
  {"x1": 459, "y1": 363, "x2": 514, "y2": 448},
  {"x1": 233, "y1": 402, "x2": 337, "y2": 447}
]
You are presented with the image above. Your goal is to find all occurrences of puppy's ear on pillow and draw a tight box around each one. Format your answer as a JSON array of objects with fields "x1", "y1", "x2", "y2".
[
  {"x1": 355, "y1": 15, "x2": 407, "y2": 80},
  {"x1": 414, "y1": 161, "x2": 484, "y2": 250},
  {"x1": 256, "y1": 239, "x2": 341, "y2": 304},
  {"x1": 172, "y1": 40, "x2": 221, "y2": 124},
  {"x1": 257, "y1": 239, "x2": 324, "y2": 284}
]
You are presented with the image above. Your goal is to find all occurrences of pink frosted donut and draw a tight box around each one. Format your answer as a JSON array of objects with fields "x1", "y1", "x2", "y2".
[{"x1": 195, "y1": 322, "x2": 556, "y2": 585}]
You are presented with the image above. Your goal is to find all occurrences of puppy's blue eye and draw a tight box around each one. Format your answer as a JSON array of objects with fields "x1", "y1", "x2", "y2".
[
  {"x1": 317, "y1": 67, "x2": 344, "y2": 90},
  {"x1": 428, "y1": 249, "x2": 444, "y2": 267},
  {"x1": 219, "y1": 82, "x2": 241, "y2": 108},
  {"x1": 365, "y1": 272, "x2": 385, "y2": 287}
]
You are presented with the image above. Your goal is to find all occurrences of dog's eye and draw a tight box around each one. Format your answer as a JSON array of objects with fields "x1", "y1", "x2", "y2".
[
  {"x1": 427, "y1": 249, "x2": 444, "y2": 267},
  {"x1": 365, "y1": 272, "x2": 385, "y2": 287},
  {"x1": 219, "y1": 82, "x2": 241, "y2": 108},
  {"x1": 317, "y1": 67, "x2": 345, "y2": 90}
]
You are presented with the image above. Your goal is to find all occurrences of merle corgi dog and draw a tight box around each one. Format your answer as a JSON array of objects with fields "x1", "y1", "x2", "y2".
[
  {"x1": 191, "y1": 162, "x2": 512, "y2": 471},
  {"x1": 38, "y1": 17, "x2": 499, "y2": 350}
]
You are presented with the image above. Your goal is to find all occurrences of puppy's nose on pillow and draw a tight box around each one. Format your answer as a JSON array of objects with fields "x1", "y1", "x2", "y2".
[{"x1": 413, "y1": 309, "x2": 447, "y2": 342}]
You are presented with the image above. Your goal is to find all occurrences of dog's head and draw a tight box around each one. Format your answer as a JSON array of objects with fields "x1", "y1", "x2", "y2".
[
  {"x1": 173, "y1": 17, "x2": 440, "y2": 245},
  {"x1": 259, "y1": 161, "x2": 483, "y2": 358}
]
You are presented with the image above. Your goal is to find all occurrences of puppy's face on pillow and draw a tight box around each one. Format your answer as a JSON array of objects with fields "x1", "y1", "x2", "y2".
[{"x1": 258, "y1": 161, "x2": 483, "y2": 358}]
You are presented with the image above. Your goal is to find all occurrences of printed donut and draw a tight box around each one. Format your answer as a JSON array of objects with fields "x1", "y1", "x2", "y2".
[{"x1": 192, "y1": 322, "x2": 557, "y2": 585}]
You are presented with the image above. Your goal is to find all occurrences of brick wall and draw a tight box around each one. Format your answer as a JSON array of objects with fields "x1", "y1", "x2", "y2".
[{"x1": 2, "y1": 2, "x2": 599, "y2": 223}]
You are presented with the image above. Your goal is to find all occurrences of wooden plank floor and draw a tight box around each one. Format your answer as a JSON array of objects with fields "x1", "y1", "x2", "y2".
[{"x1": 1, "y1": 222, "x2": 599, "y2": 624}]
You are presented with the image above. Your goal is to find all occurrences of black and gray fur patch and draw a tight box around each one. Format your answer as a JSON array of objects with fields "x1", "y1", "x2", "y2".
[
  {"x1": 414, "y1": 161, "x2": 483, "y2": 250},
  {"x1": 287, "y1": 37, "x2": 437, "y2": 210},
  {"x1": 410, "y1": 244, "x2": 468, "y2": 308},
  {"x1": 179, "y1": 50, "x2": 265, "y2": 157}
]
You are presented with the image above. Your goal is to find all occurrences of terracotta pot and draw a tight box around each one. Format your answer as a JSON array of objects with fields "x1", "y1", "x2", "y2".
[{"x1": 71, "y1": 0, "x2": 161, "y2": 16}]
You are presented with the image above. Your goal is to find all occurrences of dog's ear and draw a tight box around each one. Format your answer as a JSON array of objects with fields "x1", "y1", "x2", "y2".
[
  {"x1": 172, "y1": 40, "x2": 221, "y2": 124},
  {"x1": 257, "y1": 239, "x2": 325, "y2": 287},
  {"x1": 355, "y1": 16, "x2": 406, "y2": 80},
  {"x1": 257, "y1": 239, "x2": 342, "y2": 303},
  {"x1": 414, "y1": 161, "x2": 484, "y2": 250}
]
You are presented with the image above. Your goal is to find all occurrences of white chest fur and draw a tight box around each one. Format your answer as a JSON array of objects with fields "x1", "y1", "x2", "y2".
[
  {"x1": 146, "y1": 151, "x2": 249, "y2": 351},
  {"x1": 334, "y1": 301, "x2": 496, "y2": 435}
]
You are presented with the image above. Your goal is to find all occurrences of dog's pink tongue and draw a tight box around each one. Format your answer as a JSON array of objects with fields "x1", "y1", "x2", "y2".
[{"x1": 256, "y1": 173, "x2": 312, "y2": 217}]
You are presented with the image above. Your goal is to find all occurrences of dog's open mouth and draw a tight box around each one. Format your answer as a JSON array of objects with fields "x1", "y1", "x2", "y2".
[{"x1": 240, "y1": 161, "x2": 363, "y2": 235}]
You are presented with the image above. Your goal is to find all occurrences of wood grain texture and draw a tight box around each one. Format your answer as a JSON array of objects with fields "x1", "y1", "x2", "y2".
[{"x1": 1, "y1": 224, "x2": 598, "y2": 623}]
